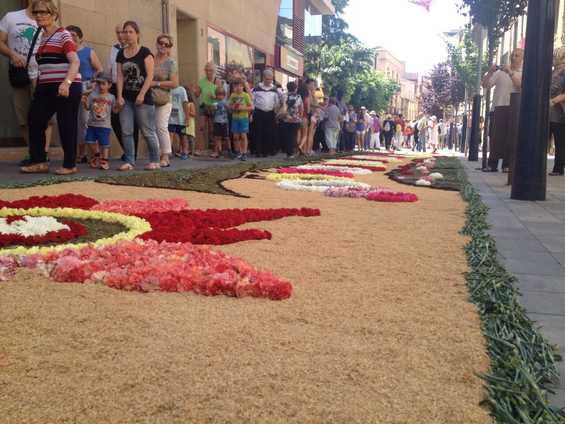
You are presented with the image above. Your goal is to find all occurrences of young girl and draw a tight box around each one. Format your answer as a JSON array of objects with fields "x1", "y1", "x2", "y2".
[
  {"x1": 168, "y1": 84, "x2": 193, "y2": 159},
  {"x1": 355, "y1": 108, "x2": 366, "y2": 151},
  {"x1": 184, "y1": 85, "x2": 197, "y2": 157}
]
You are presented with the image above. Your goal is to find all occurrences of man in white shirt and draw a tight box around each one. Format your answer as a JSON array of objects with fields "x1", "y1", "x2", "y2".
[
  {"x1": 252, "y1": 69, "x2": 281, "y2": 156},
  {"x1": 482, "y1": 48, "x2": 524, "y2": 171},
  {"x1": 0, "y1": 3, "x2": 39, "y2": 163}
]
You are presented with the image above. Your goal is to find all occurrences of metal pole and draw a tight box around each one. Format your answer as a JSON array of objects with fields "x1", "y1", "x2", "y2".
[
  {"x1": 468, "y1": 24, "x2": 484, "y2": 162},
  {"x1": 511, "y1": 0, "x2": 556, "y2": 200}
]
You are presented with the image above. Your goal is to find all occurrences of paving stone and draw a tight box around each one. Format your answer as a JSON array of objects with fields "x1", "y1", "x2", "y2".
[
  {"x1": 515, "y1": 273, "x2": 565, "y2": 293},
  {"x1": 552, "y1": 252, "x2": 565, "y2": 267},
  {"x1": 495, "y1": 237, "x2": 548, "y2": 254},
  {"x1": 520, "y1": 292, "x2": 565, "y2": 316},
  {"x1": 500, "y1": 251, "x2": 565, "y2": 276},
  {"x1": 549, "y1": 387, "x2": 565, "y2": 409},
  {"x1": 538, "y1": 235, "x2": 565, "y2": 253},
  {"x1": 523, "y1": 222, "x2": 565, "y2": 237}
]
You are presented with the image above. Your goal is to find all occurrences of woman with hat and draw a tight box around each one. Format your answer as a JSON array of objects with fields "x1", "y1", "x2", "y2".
[{"x1": 549, "y1": 46, "x2": 565, "y2": 176}]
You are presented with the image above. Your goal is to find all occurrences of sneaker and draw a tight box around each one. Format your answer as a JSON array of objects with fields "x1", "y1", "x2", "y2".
[
  {"x1": 240, "y1": 153, "x2": 247, "y2": 161},
  {"x1": 235, "y1": 153, "x2": 242, "y2": 160},
  {"x1": 179, "y1": 154, "x2": 189, "y2": 160}
]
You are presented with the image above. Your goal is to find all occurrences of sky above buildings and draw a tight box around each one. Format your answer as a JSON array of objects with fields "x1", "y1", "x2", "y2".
[{"x1": 342, "y1": 0, "x2": 468, "y2": 74}]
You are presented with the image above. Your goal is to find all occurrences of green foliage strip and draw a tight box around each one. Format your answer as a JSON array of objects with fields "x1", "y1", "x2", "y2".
[{"x1": 457, "y1": 159, "x2": 565, "y2": 423}]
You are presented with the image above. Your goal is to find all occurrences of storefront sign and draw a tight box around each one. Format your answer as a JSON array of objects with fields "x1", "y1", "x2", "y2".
[{"x1": 280, "y1": 46, "x2": 303, "y2": 76}]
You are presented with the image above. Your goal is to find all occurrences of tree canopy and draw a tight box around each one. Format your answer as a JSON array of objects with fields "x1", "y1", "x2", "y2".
[
  {"x1": 305, "y1": 0, "x2": 399, "y2": 112},
  {"x1": 459, "y1": 0, "x2": 527, "y2": 55}
]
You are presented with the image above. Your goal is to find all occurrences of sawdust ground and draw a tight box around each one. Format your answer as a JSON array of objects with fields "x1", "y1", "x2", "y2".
[{"x1": 0, "y1": 169, "x2": 490, "y2": 423}]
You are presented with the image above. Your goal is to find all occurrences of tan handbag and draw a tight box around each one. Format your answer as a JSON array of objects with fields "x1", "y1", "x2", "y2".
[{"x1": 152, "y1": 87, "x2": 170, "y2": 106}]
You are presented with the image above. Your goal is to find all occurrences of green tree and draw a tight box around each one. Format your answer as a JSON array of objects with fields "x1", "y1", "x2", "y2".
[
  {"x1": 321, "y1": 0, "x2": 354, "y2": 44},
  {"x1": 349, "y1": 70, "x2": 400, "y2": 113},
  {"x1": 304, "y1": 39, "x2": 375, "y2": 97},
  {"x1": 446, "y1": 25, "x2": 480, "y2": 98},
  {"x1": 304, "y1": 0, "x2": 398, "y2": 109}
]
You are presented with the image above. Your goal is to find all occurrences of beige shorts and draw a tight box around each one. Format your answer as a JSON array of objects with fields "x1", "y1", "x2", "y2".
[{"x1": 12, "y1": 85, "x2": 34, "y2": 127}]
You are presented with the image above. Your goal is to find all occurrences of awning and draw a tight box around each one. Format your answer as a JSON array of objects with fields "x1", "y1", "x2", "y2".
[{"x1": 306, "y1": 0, "x2": 335, "y2": 15}]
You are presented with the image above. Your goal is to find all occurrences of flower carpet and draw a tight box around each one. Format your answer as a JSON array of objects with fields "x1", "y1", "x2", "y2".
[
  {"x1": 387, "y1": 156, "x2": 464, "y2": 191},
  {"x1": 0, "y1": 157, "x2": 491, "y2": 424},
  {"x1": 0, "y1": 194, "x2": 320, "y2": 300},
  {"x1": 260, "y1": 154, "x2": 421, "y2": 203}
]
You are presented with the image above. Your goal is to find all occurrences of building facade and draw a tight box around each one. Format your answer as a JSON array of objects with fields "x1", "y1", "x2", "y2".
[
  {"x1": 374, "y1": 48, "x2": 419, "y2": 120},
  {"x1": 274, "y1": 0, "x2": 334, "y2": 88},
  {"x1": 0, "y1": 0, "x2": 283, "y2": 153}
]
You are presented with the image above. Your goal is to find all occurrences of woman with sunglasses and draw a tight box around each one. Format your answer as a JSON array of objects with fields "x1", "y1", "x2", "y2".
[
  {"x1": 21, "y1": 0, "x2": 82, "y2": 175},
  {"x1": 152, "y1": 34, "x2": 178, "y2": 167}
]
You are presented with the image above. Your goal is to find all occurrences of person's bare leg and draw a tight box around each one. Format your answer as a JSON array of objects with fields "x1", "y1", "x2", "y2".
[
  {"x1": 241, "y1": 134, "x2": 248, "y2": 154},
  {"x1": 233, "y1": 134, "x2": 241, "y2": 156},
  {"x1": 45, "y1": 123, "x2": 53, "y2": 153},
  {"x1": 306, "y1": 121, "x2": 316, "y2": 154}
]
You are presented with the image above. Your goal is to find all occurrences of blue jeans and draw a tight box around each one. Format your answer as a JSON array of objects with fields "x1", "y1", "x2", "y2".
[{"x1": 119, "y1": 101, "x2": 160, "y2": 164}]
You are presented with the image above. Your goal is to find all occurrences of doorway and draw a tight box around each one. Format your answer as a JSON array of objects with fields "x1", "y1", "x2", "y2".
[{"x1": 176, "y1": 10, "x2": 199, "y2": 86}]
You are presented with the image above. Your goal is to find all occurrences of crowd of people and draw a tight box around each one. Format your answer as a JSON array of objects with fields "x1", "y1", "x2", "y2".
[
  {"x1": 0, "y1": 0, "x2": 465, "y2": 178},
  {"x1": 4, "y1": 2, "x2": 561, "y2": 178}
]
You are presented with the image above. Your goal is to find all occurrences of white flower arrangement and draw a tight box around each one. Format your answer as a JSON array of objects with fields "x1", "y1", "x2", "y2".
[
  {"x1": 295, "y1": 165, "x2": 373, "y2": 175},
  {"x1": 276, "y1": 180, "x2": 371, "y2": 192},
  {"x1": 0, "y1": 207, "x2": 151, "y2": 256},
  {"x1": 415, "y1": 179, "x2": 432, "y2": 186},
  {"x1": 0, "y1": 216, "x2": 69, "y2": 237}
]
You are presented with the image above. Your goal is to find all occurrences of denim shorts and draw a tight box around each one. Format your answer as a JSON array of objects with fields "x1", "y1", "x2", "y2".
[
  {"x1": 231, "y1": 118, "x2": 249, "y2": 134},
  {"x1": 85, "y1": 126, "x2": 111, "y2": 146},
  {"x1": 168, "y1": 124, "x2": 186, "y2": 135}
]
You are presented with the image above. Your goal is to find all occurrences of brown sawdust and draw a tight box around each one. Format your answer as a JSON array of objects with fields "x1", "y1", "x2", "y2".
[{"x1": 0, "y1": 167, "x2": 491, "y2": 423}]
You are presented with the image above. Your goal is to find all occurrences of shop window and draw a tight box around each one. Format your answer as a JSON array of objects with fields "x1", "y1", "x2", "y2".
[
  {"x1": 277, "y1": 0, "x2": 293, "y2": 46},
  {"x1": 207, "y1": 27, "x2": 226, "y2": 69},
  {"x1": 305, "y1": 8, "x2": 322, "y2": 37},
  {"x1": 226, "y1": 36, "x2": 253, "y2": 75}
]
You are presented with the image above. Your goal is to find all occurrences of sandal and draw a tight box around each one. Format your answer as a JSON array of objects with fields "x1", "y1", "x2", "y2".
[
  {"x1": 209, "y1": 153, "x2": 220, "y2": 159},
  {"x1": 55, "y1": 167, "x2": 77, "y2": 175},
  {"x1": 118, "y1": 163, "x2": 134, "y2": 171},
  {"x1": 144, "y1": 162, "x2": 160, "y2": 171},
  {"x1": 89, "y1": 155, "x2": 100, "y2": 169},
  {"x1": 160, "y1": 161, "x2": 170, "y2": 168},
  {"x1": 20, "y1": 162, "x2": 49, "y2": 174},
  {"x1": 549, "y1": 171, "x2": 564, "y2": 176},
  {"x1": 99, "y1": 159, "x2": 110, "y2": 170}
]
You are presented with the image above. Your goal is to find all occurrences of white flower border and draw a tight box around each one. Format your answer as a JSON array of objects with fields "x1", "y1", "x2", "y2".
[
  {"x1": 276, "y1": 179, "x2": 371, "y2": 192},
  {"x1": 0, "y1": 207, "x2": 151, "y2": 256}
]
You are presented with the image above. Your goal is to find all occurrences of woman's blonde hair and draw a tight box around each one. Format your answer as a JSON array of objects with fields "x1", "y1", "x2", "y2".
[
  {"x1": 31, "y1": 0, "x2": 59, "y2": 19},
  {"x1": 157, "y1": 34, "x2": 174, "y2": 48}
]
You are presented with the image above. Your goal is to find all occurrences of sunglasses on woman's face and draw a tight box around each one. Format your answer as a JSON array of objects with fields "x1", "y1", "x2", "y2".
[
  {"x1": 32, "y1": 10, "x2": 52, "y2": 16},
  {"x1": 158, "y1": 41, "x2": 171, "y2": 48}
]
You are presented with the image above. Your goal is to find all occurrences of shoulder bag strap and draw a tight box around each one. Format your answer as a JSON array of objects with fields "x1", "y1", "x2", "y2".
[{"x1": 26, "y1": 28, "x2": 42, "y2": 69}]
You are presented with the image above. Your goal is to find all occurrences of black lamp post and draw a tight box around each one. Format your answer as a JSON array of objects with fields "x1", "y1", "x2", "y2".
[
  {"x1": 468, "y1": 94, "x2": 481, "y2": 161},
  {"x1": 511, "y1": 0, "x2": 556, "y2": 200}
]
